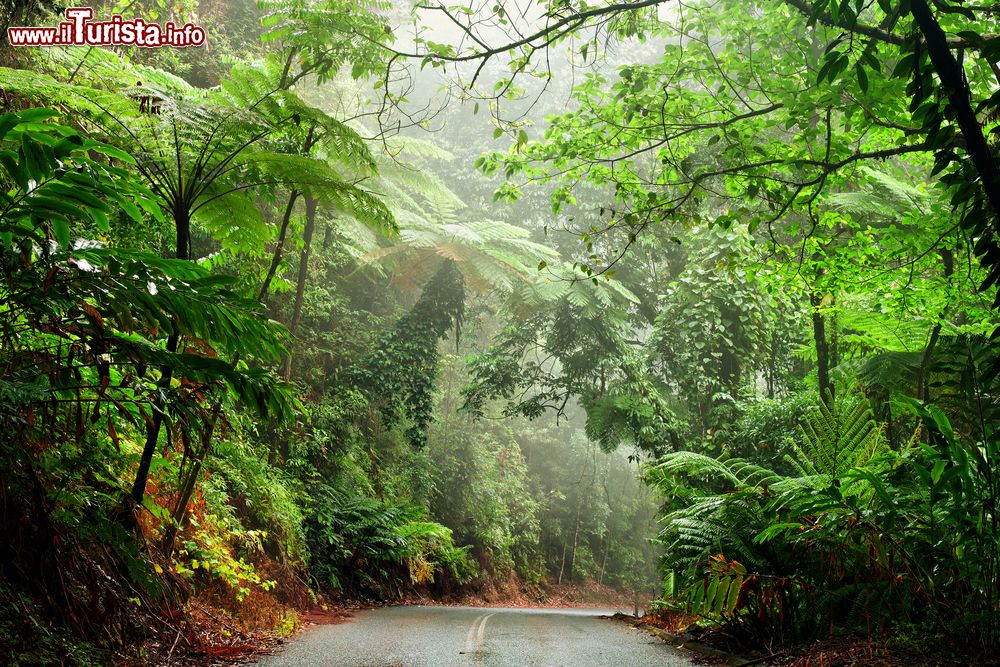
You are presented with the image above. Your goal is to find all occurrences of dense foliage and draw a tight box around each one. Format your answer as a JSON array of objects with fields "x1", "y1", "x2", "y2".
[{"x1": 3, "y1": 0, "x2": 1000, "y2": 662}]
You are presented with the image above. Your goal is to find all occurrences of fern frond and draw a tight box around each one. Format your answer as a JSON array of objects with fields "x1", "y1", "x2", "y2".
[{"x1": 797, "y1": 394, "x2": 883, "y2": 476}]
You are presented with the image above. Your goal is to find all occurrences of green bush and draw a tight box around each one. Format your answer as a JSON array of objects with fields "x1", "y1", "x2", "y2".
[
  {"x1": 203, "y1": 433, "x2": 308, "y2": 567},
  {"x1": 306, "y1": 485, "x2": 473, "y2": 598},
  {"x1": 646, "y1": 388, "x2": 1000, "y2": 647}
]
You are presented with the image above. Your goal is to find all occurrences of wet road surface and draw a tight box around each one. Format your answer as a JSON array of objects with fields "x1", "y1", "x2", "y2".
[{"x1": 255, "y1": 605, "x2": 695, "y2": 666}]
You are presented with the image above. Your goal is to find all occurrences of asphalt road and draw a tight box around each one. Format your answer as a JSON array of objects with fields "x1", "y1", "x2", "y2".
[{"x1": 255, "y1": 605, "x2": 695, "y2": 667}]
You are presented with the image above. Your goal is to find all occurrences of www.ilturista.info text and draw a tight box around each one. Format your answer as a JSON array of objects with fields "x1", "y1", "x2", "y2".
[{"x1": 7, "y1": 8, "x2": 205, "y2": 47}]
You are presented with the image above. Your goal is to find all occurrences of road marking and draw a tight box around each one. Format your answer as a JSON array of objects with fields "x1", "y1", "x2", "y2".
[
  {"x1": 476, "y1": 613, "x2": 495, "y2": 648},
  {"x1": 465, "y1": 614, "x2": 486, "y2": 653},
  {"x1": 463, "y1": 613, "x2": 495, "y2": 656}
]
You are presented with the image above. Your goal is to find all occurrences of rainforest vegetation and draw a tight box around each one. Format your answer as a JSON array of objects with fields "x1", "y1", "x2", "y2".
[{"x1": 1, "y1": 0, "x2": 1000, "y2": 663}]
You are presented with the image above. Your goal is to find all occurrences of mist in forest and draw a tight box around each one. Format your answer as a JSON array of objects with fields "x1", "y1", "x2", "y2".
[{"x1": 3, "y1": 0, "x2": 1000, "y2": 663}]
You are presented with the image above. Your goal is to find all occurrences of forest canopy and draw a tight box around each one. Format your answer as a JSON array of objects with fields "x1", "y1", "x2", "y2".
[{"x1": 1, "y1": 0, "x2": 1000, "y2": 663}]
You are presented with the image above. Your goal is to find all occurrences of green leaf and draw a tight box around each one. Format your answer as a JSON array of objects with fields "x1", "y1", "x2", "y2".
[
  {"x1": 120, "y1": 198, "x2": 142, "y2": 223},
  {"x1": 15, "y1": 108, "x2": 59, "y2": 123},
  {"x1": 931, "y1": 459, "x2": 947, "y2": 484},
  {"x1": 20, "y1": 137, "x2": 45, "y2": 181},
  {"x1": 0, "y1": 113, "x2": 21, "y2": 142},
  {"x1": 51, "y1": 217, "x2": 70, "y2": 248},
  {"x1": 0, "y1": 149, "x2": 26, "y2": 189},
  {"x1": 725, "y1": 576, "x2": 743, "y2": 615}
]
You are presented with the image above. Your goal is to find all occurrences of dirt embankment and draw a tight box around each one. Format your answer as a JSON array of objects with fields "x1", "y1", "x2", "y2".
[{"x1": 431, "y1": 578, "x2": 654, "y2": 611}]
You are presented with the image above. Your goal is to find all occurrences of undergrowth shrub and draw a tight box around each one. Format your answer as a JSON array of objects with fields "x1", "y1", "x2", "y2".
[
  {"x1": 717, "y1": 393, "x2": 814, "y2": 474},
  {"x1": 306, "y1": 484, "x2": 473, "y2": 598},
  {"x1": 427, "y1": 420, "x2": 542, "y2": 581},
  {"x1": 203, "y1": 433, "x2": 308, "y2": 567},
  {"x1": 173, "y1": 512, "x2": 275, "y2": 602},
  {"x1": 646, "y1": 378, "x2": 1000, "y2": 648}
]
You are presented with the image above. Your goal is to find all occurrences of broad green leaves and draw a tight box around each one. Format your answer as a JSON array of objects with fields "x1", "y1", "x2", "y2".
[
  {"x1": 0, "y1": 112, "x2": 296, "y2": 443},
  {"x1": 0, "y1": 109, "x2": 156, "y2": 249}
]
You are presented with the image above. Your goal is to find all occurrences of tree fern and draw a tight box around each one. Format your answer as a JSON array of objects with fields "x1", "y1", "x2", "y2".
[
  {"x1": 357, "y1": 183, "x2": 558, "y2": 294},
  {"x1": 825, "y1": 166, "x2": 931, "y2": 220},
  {"x1": 258, "y1": 0, "x2": 392, "y2": 85},
  {"x1": 837, "y1": 307, "x2": 937, "y2": 354},
  {"x1": 791, "y1": 392, "x2": 883, "y2": 477},
  {"x1": 644, "y1": 391, "x2": 903, "y2": 640},
  {"x1": 0, "y1": 60, "x2": 394, "y2": 262}
]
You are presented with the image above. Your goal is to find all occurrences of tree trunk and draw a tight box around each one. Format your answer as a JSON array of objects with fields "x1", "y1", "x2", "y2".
[
  {"x1": 161, "y1": 426, "x2": 213, "y2": 557},
  {"x1": 909, "y1": 0, "x2": 1000, "y2": 223},
  {"x1": 127, "y1": 210, "x2": 190, "y2": 512},
  {"x1": 829, "y1": 295, "x2": 839, "y2": 371},
  {"x1": 161, "y1": 368, "x2": 229, "y2": 557},
  {"x1": 152, "y1": 191, "x2": 295, "y2": 540},
  {"x1": 259, "y1": 190, "x2": 300, "y2": 300},
  {"x1": 567, "y1": 501, "x2": 582, "y2": 582},
  {"x1": 918, "y1": 248, "x2": 955, "y2": 401},
  {"x1": 557, "y1": 538, "x2": 568, "y2": 585},
  {"x1": 282, "y1": 196, "x2": 318, "y2": 380},
  {"x1": 811, "y1": 292, "x2": 833, "y2": 406}
]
